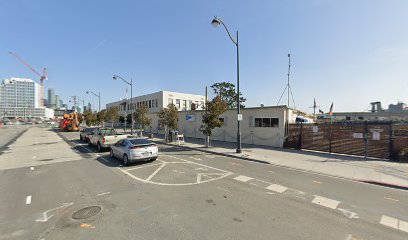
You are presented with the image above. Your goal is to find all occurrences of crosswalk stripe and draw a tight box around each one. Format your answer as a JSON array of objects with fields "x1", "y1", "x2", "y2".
[{"x1": 266, "y1": 184, "x2": 288, "y2": 193}]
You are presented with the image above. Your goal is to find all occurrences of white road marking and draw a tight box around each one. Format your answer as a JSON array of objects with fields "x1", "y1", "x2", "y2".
[
  {"x1": 96, "y1": 191, "x2": 111, "y2": 197},
  {"x1": 100, "y1": 158, "x2": 109, "y2": 163},
  {"x1": 172, "y1": 169, "x2": 185, "y2": 174},
  {"x1": 32, "y1": 156, "x2": 37, "y2": 159},
  {"x1": 266, "y1": 184, "x2": 288, "y2": 193},
  {"x1": 384, "y1": 197, "x2": 399, "y2": 202},
  {"x1": 30, "y1": 167, "x2": 34, "y2": 171},
  {"x1": 265, "y1": 192, "x2": 275, "y2": 195},
  {"x1": 338, "y1": 208, "x2": 359, "y2": 219},
  {"x1": 217, "y1": 186, "x2": 229, "y2": 192},
  {"x1": 35, "y1": 203, "x2": 74, "y2": 223},
  {"x1": 196, "y1": 173, "x2": 202, "y2": 183},
  {"x1": 313, "y1": 180, "x2": 322, "y2": 184},
  {"x1": 205, "y1": 155, "x2": 215, "y2": 159},
  {"x1": 26, "y1": 196, "x2": 32, "y2": 205},
  {"x1": 234, "y1": 175, "x2": 253, "y2": 182},
  {"x1": 295, "y1": 195, "x2": 306, "y2": 200},
  {"x1": 312, "y1": 195, "x2": 340, "y2": 209},
  {"x1": 189, "y1": 156, "x2": 202, "y2": 161},
  {"x1": 229, "y1": 162, "x2": 242, "y2": 166},
  {"x1": 145, "y1": 163, "x2": 166, "y2": 181},
  {"x1": 249, "y1": 182, "x2": 258, "y2": 186},
  {"x1": 268, "y1": 170, "x2": 275, "y2": 174},
  {"x1": 380, "y1": 215, "x2": 408, "y2": 233}
]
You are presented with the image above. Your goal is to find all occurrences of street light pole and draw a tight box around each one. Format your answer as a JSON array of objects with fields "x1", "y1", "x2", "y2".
[
  {"x1": 211, "y1": 16, "x2": 242, "y2": 153},
  {"x1": 113, "y1": 75, "x2": 133, "y2": 135},
  {"x1": 86, "y1": 90, "x2": 101, "y2": 112}
]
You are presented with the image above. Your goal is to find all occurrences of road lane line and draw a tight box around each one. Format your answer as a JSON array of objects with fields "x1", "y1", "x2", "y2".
[
  {"x1": 233, "y1": 175, "x2": 253, "y2": 182},
  {"x1": 189, "y1": 156, "x2": 202, "y2": 161},
  {"x1": 384, "y1": 197, "x2": 399, "y2": 202},
  {"x1": 229, "y1": 162, "x2": 242, "y2": 166},
  {"x1": 313, "y1": 180, "x2": 322, "y2": 184},
  {"x1": 96, "y1": 192, "x2": 111, "y2": 197},
  {"x1": 380, "y1": 215, "x2": 408, "y2": 233},
  {"x1": 295, "y1": 196, "x2": 306, "y2": 200},
  {"x1": 266, "y1": 184, "x2": 288, "y2": 193},
  {"x1": 196, "y1": 173, "x2": 202, "y2": 183},
  {"x1": 338, "y1": 208, "x2": 359, "y2": 219},
  {"x1": 25, "y1": 196, "x2": 32, "y2": 205},
  {"x1": 265, "y1": 192, "x2": 275, "y2": 195},
  {"x1": 217, "y1": 186, "x2": 229, "y2": 192},
  {"x1": 145, "y1": 163, "x2": 166, "y2": 181},
  {"x1": 312, "y1": 195, "x2": 340, "y2": 209},
  {"x1": 249, "y1": 182, "x2": 258, "y2": 186},
  {"x1": 164, "y1": 155, "x2": 232, "y2": 174}
]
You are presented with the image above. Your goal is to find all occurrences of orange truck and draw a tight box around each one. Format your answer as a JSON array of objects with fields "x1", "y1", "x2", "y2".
[{"x1": 60, "y1": 112, "x2": 80, "y2": 131}]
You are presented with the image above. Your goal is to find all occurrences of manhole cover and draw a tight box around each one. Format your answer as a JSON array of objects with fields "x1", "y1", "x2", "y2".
[{"x1": 72, "y1": 206, "x2": 101, "y2": 220}]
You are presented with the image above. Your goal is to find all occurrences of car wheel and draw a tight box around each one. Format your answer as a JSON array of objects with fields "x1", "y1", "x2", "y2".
[
  {"x1": 97, "y1": 143, "x2": 102, "y2": 152},
  {"x1": 123, "y1": 154, "x2": 129, "y2": 166},
  {"x1": 110, "y1": 149, "x2": 114, "y2": 158},
  {"x1": 151, "y1": 156, "x2": 158, "y2": 161}
]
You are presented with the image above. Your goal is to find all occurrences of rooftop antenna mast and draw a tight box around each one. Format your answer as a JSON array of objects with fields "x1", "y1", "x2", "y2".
[{"x1": 277, "y1": 53, "x2": 296, "y2": 109}]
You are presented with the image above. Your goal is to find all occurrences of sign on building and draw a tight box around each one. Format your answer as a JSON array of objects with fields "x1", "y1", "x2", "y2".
[{"x1": 186, "y1": 114, "x2": 195, "y2": 122}]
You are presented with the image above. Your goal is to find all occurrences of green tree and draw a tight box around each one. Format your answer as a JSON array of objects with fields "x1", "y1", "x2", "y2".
[
  {"x1": 96, "y1": 110, "x2": 106, "y2": 127},
  {"x1": 133, "y1": 105, "x2": 152, "y2": 133},
  {"x1": 200, "y1": 96, "x2": 228, "y2": 146},
  {"x1": 119, "y1": 116, "x2": 125, "y2": 124},
  {"x1": 126, "y1": 114, "x2": 132, "y2": 124},
  {"x1": 105, "y1": 106, "x2": 119, "y2": 128},
  {"x1": 211, "y1": 81, "x2": 246, "y2": 108},
  {"x1": 158, "y1": 103, "x2": 178, "y2": 141}
]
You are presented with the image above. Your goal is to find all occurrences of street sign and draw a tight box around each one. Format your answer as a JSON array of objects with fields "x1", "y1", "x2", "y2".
[{"x1": 237, "y1": 114, "x2": 243, "y2": 121}]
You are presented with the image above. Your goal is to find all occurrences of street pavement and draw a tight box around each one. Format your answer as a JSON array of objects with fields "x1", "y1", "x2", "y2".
[{"x1": 0, "y1": 126, "x2": 407, "y2": 240}]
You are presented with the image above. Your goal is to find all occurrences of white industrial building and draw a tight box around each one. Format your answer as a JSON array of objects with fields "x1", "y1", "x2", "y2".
[
  {"x1": 147, "y1": 106, "x2": 313, "y2": 148},
  {"x1": 0, "y1": 77, "x2": 54, "y2": 119},
  {"x1": 106, "y1": 91, "x2": 206, "y2": 115}
]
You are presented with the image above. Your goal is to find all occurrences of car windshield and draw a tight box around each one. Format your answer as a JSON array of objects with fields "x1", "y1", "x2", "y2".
[
  {"x1": 129, "y1": 139, "x2": 153, "y2": 145},
  {"x1": 99, "y1": 129, "x2": 117, "y2": 135}
]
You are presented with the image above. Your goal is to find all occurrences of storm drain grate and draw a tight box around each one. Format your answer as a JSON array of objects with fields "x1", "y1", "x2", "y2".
[{"x1": 72, "y1": 206, "x2": 101, "y2": 220}]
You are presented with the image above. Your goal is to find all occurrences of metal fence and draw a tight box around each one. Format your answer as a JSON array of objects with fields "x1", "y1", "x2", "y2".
[{"x1": 284, "y1": 121, "x2": 408, "y2": 161}]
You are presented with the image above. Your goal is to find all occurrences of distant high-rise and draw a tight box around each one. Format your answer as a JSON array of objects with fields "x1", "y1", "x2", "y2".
[
  {"x1": 0, "y1": 77, "x2": 53, "y2": 118},
  {"x1": 59, "y1": 99, "x2": 64, "y2": 109},
  {"x1": 87, "y1": 102, "x2": 92, "y2": 112},
  {"x1": 55, "y1": 95, "x2": 61, "y2": 109},
  {"x1": 47, "y1": 88, "x2": 56, "y2": 108}
]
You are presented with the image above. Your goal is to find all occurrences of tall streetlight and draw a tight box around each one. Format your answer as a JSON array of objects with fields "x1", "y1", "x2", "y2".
[
  {"x1": 211, "y1": 16, "x2": 242, "y2": 153},
  {"x1": 86, "y1": 90, "x2": 101, "y2": 112},
  {"x1": 113, "y1": 75, "x2": 133, "y2": 135}
]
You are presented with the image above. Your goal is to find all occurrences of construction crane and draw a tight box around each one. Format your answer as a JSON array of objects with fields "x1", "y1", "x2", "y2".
[{"x1": 8, "y1": 51, "x2": 48, "y2": 107}]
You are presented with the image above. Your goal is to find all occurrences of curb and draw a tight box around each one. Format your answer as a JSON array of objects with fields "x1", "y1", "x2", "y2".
[{"x1": 156, "y1": 140, "x2": 408, "y2": 191}]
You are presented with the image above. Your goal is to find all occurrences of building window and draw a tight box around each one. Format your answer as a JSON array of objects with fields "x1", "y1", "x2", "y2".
[
  {"x1": 168, "y1": 98, "x2": 173, "y2": 105},
  {"x1": 346, "y1": 116, "x2": 351, "y2": 120},
  {"x1": 358, "y1": 116, "x2": 364, "y2": 120},
  {"x1": 176, "y1": 99, "x2": 180, "y2": 109},
  {"x1": 183, "y1": 100, "x2": 187, "y2": 110},
  {"x1": 155, "y1": 99, "x2": 158, "y2": 108},
  {"x1": 149, "y1": 100, "x2": 152, "y2": 108},
  {"x1": 188, "y1": 100, "x2": 192, "y2": 110},
  {"x1": 254, "y1": 118, "x2": 279, "y2": 128}
]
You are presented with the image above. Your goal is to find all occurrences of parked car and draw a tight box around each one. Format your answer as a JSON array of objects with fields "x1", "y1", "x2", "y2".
[
  {"x1": 88, "y1": 128, "x2": 128, "y2": 152},
  {"x1": 110, "y1": 138, "x2": 158, "y2": 165},
  {"x1": 79, "y1": 127, "x2": 97, "y2": 142}
]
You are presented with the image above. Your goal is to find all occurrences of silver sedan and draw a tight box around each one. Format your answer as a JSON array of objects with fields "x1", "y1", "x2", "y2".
[{"x1": 110, "y1": 138, "x2": 158, "y2": 165}]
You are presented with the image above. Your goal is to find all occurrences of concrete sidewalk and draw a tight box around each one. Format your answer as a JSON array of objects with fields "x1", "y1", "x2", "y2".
[{"x1": 155, "y1": 136, "x2": 408, "y2": 189}]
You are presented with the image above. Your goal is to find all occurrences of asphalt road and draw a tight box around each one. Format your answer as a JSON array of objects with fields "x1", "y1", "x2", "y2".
[
  {"x1": 0, "y1": 127, "x2": 407, "y2": 240},
  {"x1": 0, "y1": 125, "x2": 29, "y2": 149}
]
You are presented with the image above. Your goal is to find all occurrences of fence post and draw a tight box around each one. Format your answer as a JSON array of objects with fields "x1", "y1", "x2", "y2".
[
  {"x1": 298, "y1": 123, "x2": 303, "y2": 150},
  {"x1": 363, "y1": 121, "x2": 368, "y2": 159},
  {"x1": 329, "y1": 121, "x2": 332, "y2": 154},
  {"x1": 389, "y1": 121, "x2": 394, "y2": 161}
]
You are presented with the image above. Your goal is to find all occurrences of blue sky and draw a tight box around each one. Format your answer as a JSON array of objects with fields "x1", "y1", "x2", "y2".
[{"x1": 1, "y1": 0, "x2": 407, "y2": 113}]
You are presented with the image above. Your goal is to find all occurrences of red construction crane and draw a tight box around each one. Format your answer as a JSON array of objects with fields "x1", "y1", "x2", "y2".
[{"x1": 8, "y1": 51, "x2": 48, "y2": 107}]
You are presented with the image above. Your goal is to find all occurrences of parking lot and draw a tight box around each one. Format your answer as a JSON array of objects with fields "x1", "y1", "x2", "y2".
[{"x1": 1, "y1": 126, "x2": 407, "y2": 240}]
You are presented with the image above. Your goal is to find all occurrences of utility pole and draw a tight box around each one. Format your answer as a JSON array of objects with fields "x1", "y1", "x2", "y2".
[{"x1": 205, "y1": 86, "x2": 209, "y2": 147}]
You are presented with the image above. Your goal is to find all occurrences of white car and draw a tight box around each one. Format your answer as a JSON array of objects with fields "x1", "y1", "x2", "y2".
[{"x1": 110, "y1": 138, "x2": 158, "y2": 165}]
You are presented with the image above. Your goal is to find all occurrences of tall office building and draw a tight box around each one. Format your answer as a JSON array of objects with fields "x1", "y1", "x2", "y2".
[
  {"x1": 55, "y1": 95, "x2": 61, "y2": 109},
  {"x1": 47, "y1": 88, "x2": 56, "y2": 109},
  {"x1": 0, "y1": 77, "x2": 54, "y2": 118}
]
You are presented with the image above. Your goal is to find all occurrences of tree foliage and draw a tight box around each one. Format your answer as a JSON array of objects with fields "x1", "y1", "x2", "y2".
[
  {"x1": 96, "y1": 110, "x2": 106, "y2": 126},
  {"x1": 200, "y1": 96, "x2": 228, "y2": 137},
  {"x1": 133, "y1": 105, "x2": 151, "y2": 129},
  {"x1": 157, "y1": 103, "x2": 178, "y2": 131},
  {"x1": 211, "y1": 81, "x2": 246, "y2": 108},
  {"x1": 105, "y1": 106, "x2": 119, "y2": 127},
  {"x1": 83, "y1": 110, "x2": 96, "y2": 126}
]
